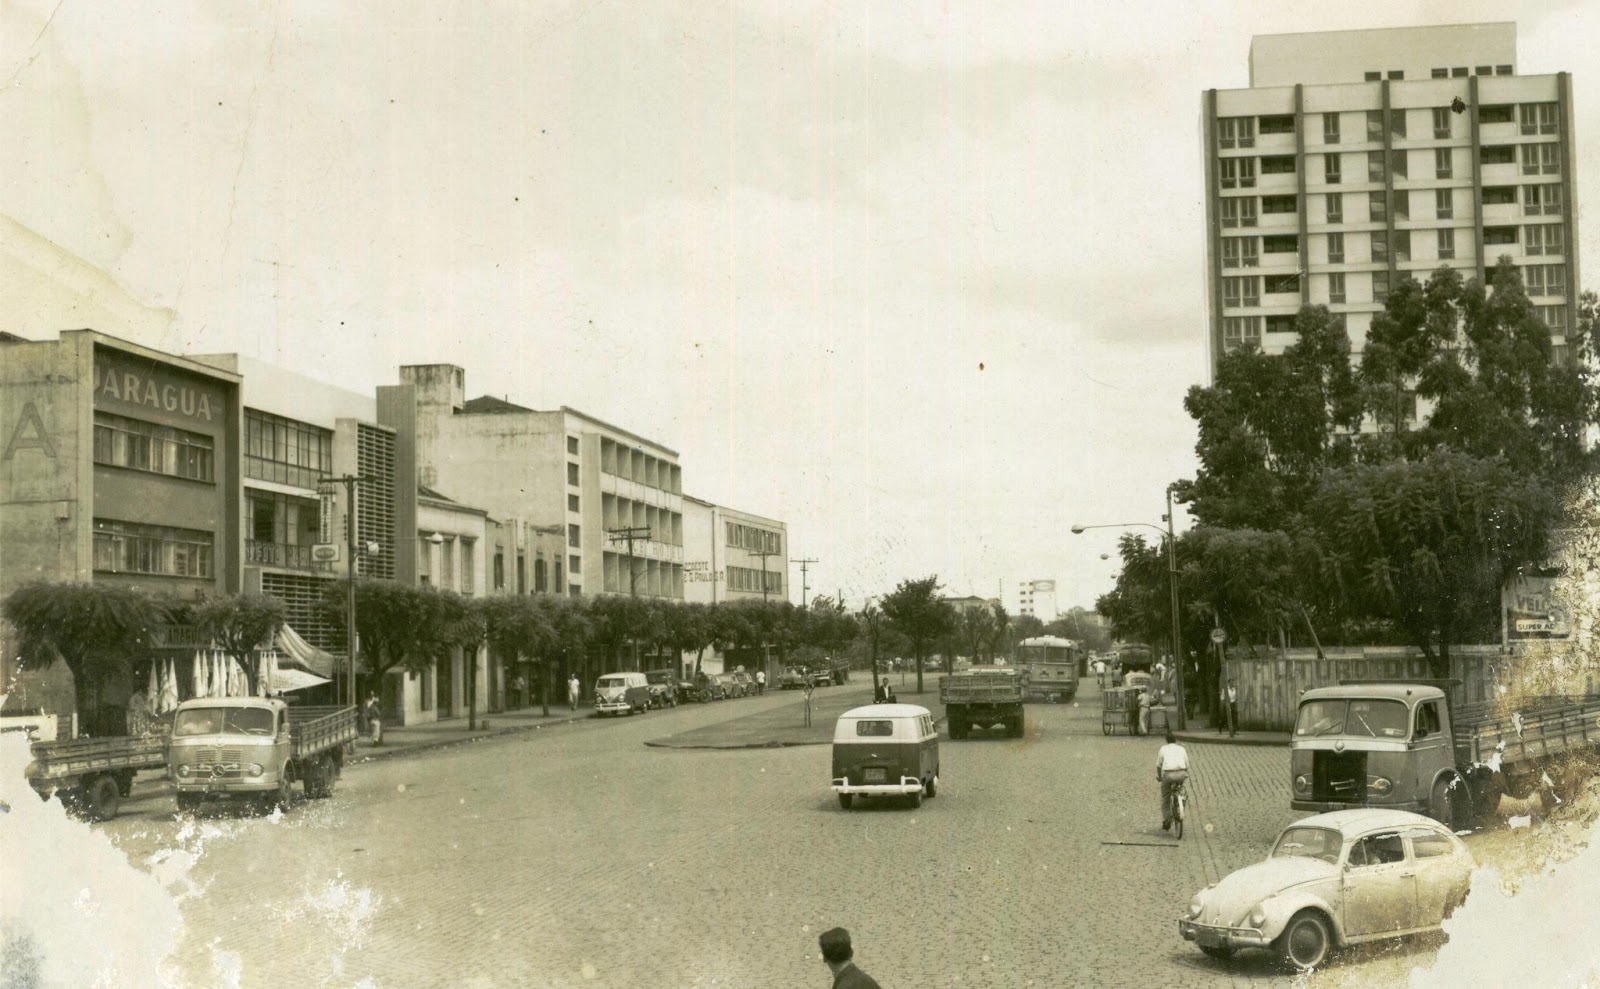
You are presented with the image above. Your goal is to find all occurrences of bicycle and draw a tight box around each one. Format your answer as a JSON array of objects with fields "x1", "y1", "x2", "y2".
[{"x1": 1161, "y1": 773, "x2": 1187, "y2": 839}]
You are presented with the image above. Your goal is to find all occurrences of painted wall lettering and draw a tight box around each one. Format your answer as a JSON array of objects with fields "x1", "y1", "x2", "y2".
[
  {"x1": 93, "y1": 361, "x2": 215, "y2": 422},
  {"x1": 3, "y1": 401, "x2": 57, "y2": 460}
]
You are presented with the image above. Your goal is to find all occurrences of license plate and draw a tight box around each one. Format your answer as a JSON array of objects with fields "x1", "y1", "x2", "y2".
[
  {"x1": 863, "y1": 767, "x2": 886, "y2": 783},
  {"x1": 1196, "y1": 929, "x2": 1223, "y2": 949}
]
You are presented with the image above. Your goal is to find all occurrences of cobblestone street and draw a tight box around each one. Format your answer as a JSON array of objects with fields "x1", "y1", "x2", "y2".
[{"x1": 99, "y1": 684, "x2": 1453, "y2": 989}]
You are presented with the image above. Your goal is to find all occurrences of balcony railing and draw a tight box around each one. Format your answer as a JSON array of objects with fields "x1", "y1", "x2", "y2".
[{"x1": 246, "y1": 540, "x2": 335, "y2": 573}]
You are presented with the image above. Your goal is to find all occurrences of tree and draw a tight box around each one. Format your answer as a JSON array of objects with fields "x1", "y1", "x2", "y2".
[
  {"x1": 4, "y1": 582, "x2": 169, "y2": 735},
  {"x1": 320, "y1": 580, "x2": 457, "y2": 684},
  {"x1": 193, "y1": 593, "x2": 285, "y2": 697},
  {"x1": 880, "y1": 576, "x2": 957, "y2": 694},
  {"x1": 446, "y1": 596, "x2": 488, "y2": 729}
]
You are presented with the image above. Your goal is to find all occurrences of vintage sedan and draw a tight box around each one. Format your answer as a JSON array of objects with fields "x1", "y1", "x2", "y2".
[{"x1": 1179, "y1": 809, "x2": 1473, "y2": 971}]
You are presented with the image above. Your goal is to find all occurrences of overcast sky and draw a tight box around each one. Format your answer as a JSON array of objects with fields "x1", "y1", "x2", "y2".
[{"x1": 4, "y1": 0, "x2": 1596, "y2": 612}]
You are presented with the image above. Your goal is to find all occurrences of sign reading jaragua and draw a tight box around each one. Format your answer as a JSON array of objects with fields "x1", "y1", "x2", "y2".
[{"x1": 93, "y1": 354, "x2": 219, "y2": 423}]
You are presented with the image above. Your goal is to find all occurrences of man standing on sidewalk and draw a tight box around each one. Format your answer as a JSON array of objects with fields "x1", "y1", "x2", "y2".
[
  {"x1": 568, "y1": 673, "x2": 581, "y2": 711},
  {"x1": 1222, "y1": 679, "x2": 1239, "y2": 737},
  {"x1": 755, "y1": 669, "x2": 766, "y2": 695}
]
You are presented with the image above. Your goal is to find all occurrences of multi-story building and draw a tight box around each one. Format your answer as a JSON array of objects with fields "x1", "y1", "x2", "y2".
[
  {"x1": 1203, "y1": 23, "x2": 1579, "y2": 372},
  {"x1": 681, "y1": 495, "x2": 788, "y2": 676},
  {"x1": 383, "y1": 365, "x2": 685, "y2": 601},
  {"x1": 1017, "y1": 580, "x2": 1058, "y2": 623},
  {"x1": 943, "y1": 595, "x2": 1000, "y2": 617}
]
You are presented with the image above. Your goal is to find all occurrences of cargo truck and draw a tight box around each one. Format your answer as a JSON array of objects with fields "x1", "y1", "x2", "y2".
[
  {"x1": 26, "y1": 732, "x2": 170, "y2": 821},
  {"x1": 940, "y1": 669, "x2": 1025, "y2": 739},
  {"x1": 167, "y1": 698, "x2": 357, "y2": 814}
]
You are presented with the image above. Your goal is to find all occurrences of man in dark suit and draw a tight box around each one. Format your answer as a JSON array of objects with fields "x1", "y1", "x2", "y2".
[{"x1": 819, "y1": 927, "x2": 882, "y2": 989}]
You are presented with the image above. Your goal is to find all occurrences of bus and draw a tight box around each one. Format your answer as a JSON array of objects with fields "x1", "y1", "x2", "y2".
[{"x1": 1016, "y1": 636, "x2": 1082, "y2": 703}]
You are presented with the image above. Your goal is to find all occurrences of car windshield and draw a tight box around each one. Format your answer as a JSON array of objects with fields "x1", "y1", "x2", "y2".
[
  {"x1": 174, "y1": 707, "x2": 274, "y2": 736},
  {"x1": 1272, "y1": 826, "x2": 1343, "y2": 861},
  {"x1": 1295, "y1": 699, "x2": 1410, "y2": 738},
  {"x1": 598, "y1": 678, "x2": 626, "y2": 689}
]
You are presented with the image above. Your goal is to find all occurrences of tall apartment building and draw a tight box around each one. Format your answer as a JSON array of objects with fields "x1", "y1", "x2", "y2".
[
  {"x1": 1018, "y1": 580, "x2": 1058, "y2": 623},
  {"x1": 1203, "y1": 23, "x2": 1579, "y2": 371},
  {"x1": 682, "y1": 495, "x2": 788, "y2": 604}
]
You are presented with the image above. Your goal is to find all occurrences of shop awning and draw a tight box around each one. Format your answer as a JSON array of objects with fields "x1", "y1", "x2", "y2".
[
  {"x1": 268, "y1": 665, "x2": 332, "y2": 694},
  {"x1": 275, "y1": 624, "x2": 336, "y2": 678}
]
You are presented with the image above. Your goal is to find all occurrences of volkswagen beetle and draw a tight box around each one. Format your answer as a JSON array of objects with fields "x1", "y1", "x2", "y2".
[{"x1": 1179, "y1": 808, "x2": 1473, "y2": 971}]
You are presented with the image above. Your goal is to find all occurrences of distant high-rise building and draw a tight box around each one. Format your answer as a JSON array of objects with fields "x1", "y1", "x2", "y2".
[
  {"x1": 1018, "y1": 580, "x2": 1058, "y2": 623},
  {"x1": 1203, "y1": 23, "x2": 1579, "y2": 376}
]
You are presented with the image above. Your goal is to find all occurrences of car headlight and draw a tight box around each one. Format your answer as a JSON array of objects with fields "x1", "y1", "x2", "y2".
[
  {"x1": 1368, "y1": 776, "x2": 1393, "y2": 794},
  {"x1": 1187, "y1": 897, "x2": 1204, "y2": 919},
  {"x1": 1294, "y1": 774, "x2": 1310, "y2": 793},
  {"x1": 177, "y1": 764, "x2": 192, "y2": 778},
  {"x1": 247, "y1": 763, "x2": 264, "y2": 777},
  {"x1": 1247, "y1": 904, "x2": 1267, "y2": 929}
]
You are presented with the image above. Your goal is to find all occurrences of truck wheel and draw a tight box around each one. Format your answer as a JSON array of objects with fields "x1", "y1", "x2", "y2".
[
  {"x1": 1430, "y1": 777, "x2": 1461, "y2": 829},
  {"x1": 176, "y1": 792, "x2": 203, "y2": 815},
  {"x1": 838, "y1": 793, "x2": 853, "y2": 810},
  {"x1": 84, "y1": 776, "x2": 122, "y2": 822},
  {"x1": 114, "y1": 770, "x2": 137, "y2": 798},
  {"x1": 265, "y1": 775, "x2": 292, "y2": 814}
]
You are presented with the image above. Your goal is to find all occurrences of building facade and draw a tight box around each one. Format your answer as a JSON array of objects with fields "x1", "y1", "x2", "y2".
[
  {"x1": 1017, "y1": 580, "x2": 1058, "y2": 623},
  {"x1": 1203, "y1": 23, "x2": 1579, "y2": 372}
]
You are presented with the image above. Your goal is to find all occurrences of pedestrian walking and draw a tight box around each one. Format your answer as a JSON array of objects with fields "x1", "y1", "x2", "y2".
[
  {"x1": 364, "y1": 694, "x2": 383, "y2": 746},
  {"x1": 1126, "y1": 688, "x2": 1141, "y2": 736},
  {"x1": 756, "y1": 669, "x2": 766, "y2": 695},
  {"x1": 510, "y1": 673, "x2": 526, "y2": 711},
  {"x1": 1223, "y1": 679, "x2": 1239, "y2": 737},
  {"x1": 1138, "y1": 686, "x2": 1153, "y2": 735},
  {"x1": 568, "y1": 673, "x2": 581, "y2": 711},
  {"x1": 817, "y1": 928, "x2": 882, "y2": 989}
]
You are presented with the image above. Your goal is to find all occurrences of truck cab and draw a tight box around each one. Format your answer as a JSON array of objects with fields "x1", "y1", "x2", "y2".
[
  {"x1": 168, "y1": 698, "x2": 291, "y2": 810},
  {"x1": 1290, "y1": 684, "x2": 1459, "y2": 822}
]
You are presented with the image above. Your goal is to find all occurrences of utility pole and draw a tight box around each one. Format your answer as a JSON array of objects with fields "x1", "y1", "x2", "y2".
[
  {"x1": 750, "y1": 549, "x2": 780, "y2": 603},
  {"x1": 793, "y1": 558, "x2": 819, "y2": 608},
  {"x1": 607, "y1": 525, "x2": 651, "y2": 670},
  {"x1": 1165, "y1": 484, "x2": 1188, "y2": 731},
  {"x1": 319, "y1": 474, "x2": 369, "y2": 709}
]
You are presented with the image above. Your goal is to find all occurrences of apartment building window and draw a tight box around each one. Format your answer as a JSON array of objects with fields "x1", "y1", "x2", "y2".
[
  {"x1": 1393, "y1": 189, "x2": 1410, "y2": 222},
  {"x1": 1262, "y1": 234, "x2": 1298, "y2": 254},
  {"x1": 1222, "y1": 277, "x2": 1260, "y2": 307},
  {"x1": 1368, "y1": 191, "x2": 1387, "y2": 222},
  {"x1": 1435, "y1": 188, "x2": 1454, "y2": 219},
  {"x1": 1221, "y1": 237, "x2": 1259, "y2": 268},
  {"x1": 569, "y1": 554, "x2": 580, "y2": 575},
  {"x1": 567, "y1": 436, "x2": 579, "y2": 455},
  {"x1": 1218, "y1": 117, "x2": 1255, "y2": 149},
  {"x1": 1366, "y1": 111, "x2": 1383, "y2": 141},
  {"x1": 1431, "y1": 107, "x2": 1452, "y2": 139},
  {"x1": 93, "y1": 412, "x2": 215, "y2": 483},
  {"x1": 1220, "y1": 198, "x2": 1257, "y2": 228},
  {"x1": 417, "y1": 536, "x2": 433, "y2": 584},
  {"x1": 1538, "y1": 306, "x2": 1568, "y2": 331},
  {"x1": 1373, "y1": 270, "x2": 1391, "y2": 302},
  {"x1": 1479, "y1": 105, "x2": 1514, "y2": 124},
  {"x1": 567, "y1": 462, "x2": 579, "y2": 486},
  {"x1": 1222, "y1": 316, "x2": 1262, "y2": 352},
  {"x1": 460, "y1": 538, "x2": 475, "y2": 593},
  {"x1": 1367, "y1": 151, "x2": 1385, "y2": 182},
  {"x1": 554, "y1": 559, "x2": 563, "y2": 591},
  {"x1": 568, "y1": 494, "x2": 580, "y2": 512},
  {"x1": 440, "y1": 538, "x2": 455, "y2": 590},
  {"x1": 1389, "y1": 150, "x2": 1408, "y2": 178},
  {"x1": 532, "y1": 556, "x2": 545, "y2": 593},
  {"x1": 1480, "y1": 145, "x2": 1514, "y2": 165},
  {"x1": 1524, "y1": 265, "x2": 1566, "y2": 297},
  {"x1": 568, "y1": 524, "x2": 581, "y2": 548},
  {"x1": 1265, "y1": 314, "x2": 1297, "y2": 335},
  {"x1": 1496, "y1": 65, "x2": 1513, "y2": 75},
  {"x1": 1431, "y1": 68, "x2": 1448, "y2": 79},
  {"x1": 1264, "y1": 274, "x2": 1301, "y2": 294},
  {"x1": 493, "y1": 550, "x2": 505, "y2": 590},
  {"x1": 1219, "y1": 157, "x2": 1256, "y2": 189},
  {"x1": 1520, "y1": 144, "x2": 1559, "y2": 175},
  {"x1": 1260, "y1": 155, "x2": 1295, "y2": 175},
  {"x1": 1482, "y1": 186, "x2": 1515, "y2": 206},
  {"x1": 1326, "y1": 193, "x2": 1343, "y2": 224},
  {"x1": 517, "y1": 553, "x2": 527, "y2": 594},
  {"x1": 1259, "y1": 115, "x2": 1294, "y2": 135},
  {"x1": 1520, "y1": 103, "x2": 1558, "y2": 135},
  {"x1": 1364, "y1": 72, "x2": 1381, "y2": 82},
  {"x1": 1328, "y1": 272, "x2": 1347, "y2": 304},
  {"x1": 1434, "y1": 148, "x2": 1453, "y2": 179},
  {"x1": 1393, "y1": 230, "x2": 1411, "y2": 262},
  {"x1": 1389, "y1": 110, "x2": 1406, "y2": 139},
  {"x1": 1324, "y1": 154, "x2": 1341, "y2": 183},
  {"x1": 1484, "y1": 226, "x2": 1517, "y2": 246},
  {"x1": 1371, "y1": 231, "x2": 1389, "y2": 262},
  {"x1": 93, "y1": 519, "x2": 214, "y2": 578},
  {"x1": 1475, "y1": 66, "x2": 1492, "y2": 76},
  {"x1": 1262, "y1": 194, "x2": 1296, "y2": 214},
  {"x1": 243, "y1": 410, "x2": 332, "y2": 488},
  {"x1": 1524, "y1": 224, "x2": 1564, "y2": 256},
  {"x1": 1452, "y1": 67, "x2": 1468, "y2": 78},
  {"x1": 1387, "y1": 70, "x2": 1403, "y2": 80},
  {"x1": 1327, "y1": 232, "x2": 1345, "y2": 263},
  {"x1": 1437, "y1": 228, "x2": 1456, "y2": 259},
  {"x1": 1523, "y1": 184, "x2": 1562, "y2": 216},
  {"x1": 1322, "y1": 113, "x2": 1340, "y2": 143}
]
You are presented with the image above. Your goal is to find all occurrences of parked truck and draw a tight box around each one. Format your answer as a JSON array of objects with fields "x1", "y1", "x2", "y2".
[
  {"x1": 167, "y1": 698, "x2": 357, "y2": 814},
  {"x1": 25, "y1": 732, "x2": 170, "y2": 821},
  {"x1": 1290, "y1": 679, "x2": 1600, "y2": 828},
  {"x1": 940, "y1": 668, "x2": 1025, "y2": 739}
]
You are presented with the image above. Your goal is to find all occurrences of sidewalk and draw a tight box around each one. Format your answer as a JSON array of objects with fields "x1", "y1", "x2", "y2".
[{"x1": 351, "y1": 701, "x2": 597, "y2": 763}]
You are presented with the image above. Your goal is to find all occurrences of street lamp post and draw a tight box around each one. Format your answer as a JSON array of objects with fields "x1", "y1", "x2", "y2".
[{"x1": 1071, "y1": 493, "x2": 1187, "y2": 731}]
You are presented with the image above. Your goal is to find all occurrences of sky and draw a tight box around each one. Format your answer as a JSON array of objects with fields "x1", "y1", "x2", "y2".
[{"x1": 4, "y1": 0, "x2": 1597, "y2": 613}]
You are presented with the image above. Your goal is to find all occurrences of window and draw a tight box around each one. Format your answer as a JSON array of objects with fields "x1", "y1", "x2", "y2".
[
  {"x1": 569, "y1": 554, "x2": 580, "y2": 575},
  {"x1": 1393, "y1": 230, "x2": 1411, "y2": 262},
  {"x1": 533, "y1": 555, "x2": 545, "y2": 593},
  {"x1": 1525, "y1": 265, "x2": 1566, "y2": 297},
  {"x1": 417, "y1": 536, "x2": 433, "y2": 583},
  {"x1": 1431, "y1": 107, "x2": 1451, "y2": 139},
  {"x1": 1520, "y1": 143, "x2": 1559, "y2": 175},
  {"x1": 1329, "y1": 272, "x2": 1346, "y2": 303},
  {"x1": 1520, "y1": 103, "x2": 1558, "y2": 135},
  {"x1": 1373, "y1": 269, "x2": 1391, "y2": 302},
  {"x1": 93, "y1": 413, "x2": 215, "y2": 483},
  {"x1": 1262, "y1": 234, "x2": 1298, "y2": 254},
  {"x1": 1221, "y1": 238, "x2": 1258, "y2": 268},
  {"x1": 1523, "y1": 184, "x2": 1562, "y2": 216},
  {"x1": 1475, "y1": 66, "x2": 1492, "y2": 76},
  {"x1": 1220, "y1": 197, "x2": 1257, "y2": 228},
  {"x1": 1539, "y1": 305, "x2": 1568, "y2": 331},
  {"x1": 440, "y1": 537, "x2": 455, "y2": 590},
  {"x1": 1349, "y1": 833, "x2": 1406, "y2": 867},
  {"x1": 1496, "y1": 65, "x2": 1513, "y2": 75},
  {"x1": 1389, "y1": 109, "x2": 1406, "y2": 138},
  {"x1": 243, "y1": 410, "x2": 332, "y2": 489},
  {"x1": 1414, "y1": 702, "x2": 1442, "y2": 738},
  {"x1": 1218, "y1": 117, "x2": 1255, "y2": 149},
  {"x1": 568, "y1": 494, "x2": 580, "y2": 512},
  {"x1": 1479, "y1": 105, "x2": 1514, "y2": 124},
  {"x1": 1411, "y1": 833, "x2": 1455, "y2": 860},
  {"x1": 554, "y1": 559, "x2": 563, "y2": 590},
  {"x1": 1326, "y1": 193, "x2": 1343, "y2": 224},
  {"x1": 1323, "y1": 113, "x2": 1340, "y2": 143},
  {"x1": 518, "y1": 553, "x2": 528, "y2": 594},
  {"x1": 1219, "y1": 157, "x2": 1256, "y2": 189},
  {"x1": 1364, "y1": 71, "x2": 1381, "y2": 82},
  {"x1": 1434, "y1": 148, "x2": 1453, "y2": 179},
  {"x1": 1368, "y1": 151, "x2": 1385, "y2": 182},
  {"x1": 1262, "y1": 194, "x2": 1296, "y2": 214},
  {"x1": 1525, "y1": 224, "x2": 1563, "y2": 256},
  {"x1": 855, "y1": 720, "x2": 895, "y2": 738},
  {"x1": 567, "y1": 462, "x2": 580, "y2": 486},
  {"x1": 1327, "y1": 232, "x2": 1345, "y2": 263},
  {"x1": 1484, "y1": 226, "x2": 1517, "y2": 246},
  {"x1": 493, "y1": 550, "x2": 505, "y2": 590},
  {"x1": 1452, "y1": 67, "x2": 1468, "y2": 78},
  {"x1": 1437, "y1": 228, "x2": 1456, "y2": 259},
  {"x1": 1222, "y1": 316, "x2": 1261, "y2": 352},
  {"x1": 1366, "y1": 111, "x2": 1383, "y2": 141},
  {"x1": 1431, "y1": 68, "x2": 1448, "y2": 79},
  {"x1": 568, "y1": 524, "x2": 581, "y2": 548},
  {"x1": 93, "y1": 519, "x2": 214, "y2": 578},
  {"x1": 1435, "y1": 188, "x2": 1454, "y2": 219},
  {"x1": 1368, "y1": 191, "x2": 1387, "y2": 222},
  {"x1": 1393, "y1": 189, "x2": 1409, "y2": 222},
  {"x1": 1482, "y1": 186, "x2": 1516, "y2": 206},
  {"x1": 1264, "y1": 274, "x2": 1300, "y2": 294},
  {"x1": 567, "y1": 435, "x2": 579, "y2": 455},
  {"x1": 1371, "y1": 231, "x2": 1389, "y2": 262},
  {"x1": 1324, "y1": 153, "x2": 1341, "y2": 183},
  {"x1": 1261, "y1": 155, "x2": 1295, "y2": 174},
  {"x1": 1259, "y1": 114, "x2": 1294, "y2": 135},
  {"x1": 1222, "y1": 275, "x2": 1260, "y2": 305},
  {"x1": 1265, "y1": 314, "x2": 1296, "y2": 335},
  {"x1": 1387, "y1": 70, "x2": 1403, "y2": 81},
  {"x1": 1389, "y1": 150, "x2": 1408, "y2": 178}
]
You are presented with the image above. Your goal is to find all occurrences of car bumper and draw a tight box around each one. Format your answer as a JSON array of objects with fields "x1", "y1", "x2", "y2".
[
  {"x1": 1291, "y1": 797, "x2": 1424, "y2": 814},
  {"x1": 831, "y1": 776, "x2": 922, "y2": 796},
  {"x1": 1178, "y1": 920, "x2": 1272, "y2": 950},
  {"x1": 174, "y1": 779, "x2": 279, "y2": 795},
  {"x1": 594, "y1": 702, "x2": 632, "y2": 714}
]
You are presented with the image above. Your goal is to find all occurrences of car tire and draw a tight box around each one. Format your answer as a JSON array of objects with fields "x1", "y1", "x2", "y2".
[
  {"x1": 908, "y1": 788, "x2": 922, "y2": 809},
  {"x1": 838, "y1": 793, "x2": 853, "y2": 810},
  {"x1": 1198, "y1": 945, "x2": 1237, "y2": 961},
  {"x1": 176, "y1": 791, "x2": 204, "y2": 815},
  {"x1": 924, "y1": 776, "x2": 937, "y2": 798},
  {"x1": 1276, "y1": 909, "x2": 1332, "y2": 971}
]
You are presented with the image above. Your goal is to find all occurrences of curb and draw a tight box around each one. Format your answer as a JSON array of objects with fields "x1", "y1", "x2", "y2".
[{"x1": 350, "y1": 711, "x2": 594, "y2": 763}]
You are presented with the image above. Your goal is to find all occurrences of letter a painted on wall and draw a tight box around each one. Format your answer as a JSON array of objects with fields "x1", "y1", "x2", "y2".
[{"x1": 3, "y1": 401, "x2": 57, "y2": 460}]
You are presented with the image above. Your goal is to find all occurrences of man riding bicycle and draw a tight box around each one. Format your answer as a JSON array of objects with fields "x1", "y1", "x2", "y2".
[{"x1": 1156, "y1": 728, "x2": 1189, "y2": 831}]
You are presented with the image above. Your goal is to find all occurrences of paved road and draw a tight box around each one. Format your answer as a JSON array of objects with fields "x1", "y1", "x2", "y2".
[{"x1": 99, "y1": 685, "x2": 1450, "y2": 988}]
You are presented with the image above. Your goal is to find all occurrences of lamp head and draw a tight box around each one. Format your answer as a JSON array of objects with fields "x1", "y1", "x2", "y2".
[{"x1": 1070, "y1": 525, "x2": 1085, "y2": 535}]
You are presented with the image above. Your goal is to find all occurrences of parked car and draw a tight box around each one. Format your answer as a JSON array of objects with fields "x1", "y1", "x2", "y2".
[
  {"x1": 696, "y1": 674, "x2": 727, "y2": 701},
  {"x1": 831, "y1": 704, "x2": 940, "y2": 810},
  {"x1": 1179, "y1": 809, "x2": 1473, "y2": 971},
  {"x1": 728, "y1": 671, "x2": 756, "y2": 696},
  {"x1": 807, "y1": 668, "x2": 833, "y2": 688},
  {"x1": 717, "y1": 673, "x2": 745, "y2": 698},
  {"x1": 779, "y1": 668, "x2": 807, "y2": 690},
  {"x1": 644, "y1": 669, "x2": 679, "y2": 708},
  {"x1": 594, "y1": 672, "x2": 652, "y2": 717}
]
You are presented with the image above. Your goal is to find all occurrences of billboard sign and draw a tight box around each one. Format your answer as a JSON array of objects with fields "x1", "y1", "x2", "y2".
[{"x1": 1503, "y1": 571, "x2": 1570, "y2": 641}]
